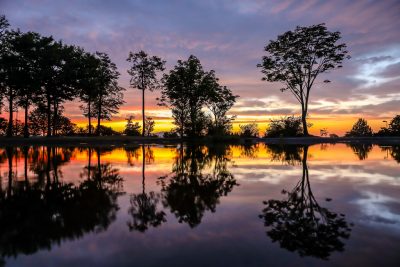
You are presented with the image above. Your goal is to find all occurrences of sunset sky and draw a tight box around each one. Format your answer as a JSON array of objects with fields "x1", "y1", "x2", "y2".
[{"x1": 1, "y1": 0, "x2": 399, "y2": 135}]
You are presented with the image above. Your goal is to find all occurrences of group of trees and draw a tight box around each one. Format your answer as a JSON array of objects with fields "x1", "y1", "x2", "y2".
[
  {"x1": 3, "y1": 14, "x2": 398, "y2": 139},
  {"x1": 0, "y1": 15, "x2": 238, "y2": 138},
  {"x1": 159, "y1": 55, "x2": 238, "y2": 137},
  {"x1": 0, "y1": 15, "x2": 124, "y2": 137},
  {"x1": 345, "y1": 115, "x2": 400, "y2": 137}
]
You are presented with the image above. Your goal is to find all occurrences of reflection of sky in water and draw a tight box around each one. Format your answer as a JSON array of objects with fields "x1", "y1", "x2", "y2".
[
  {"x1": 354, "y1": 191, "x2": 400, "y2": 229},
  {"x1": 0, "y1": 144, "x2": 399, "y2": 267}
]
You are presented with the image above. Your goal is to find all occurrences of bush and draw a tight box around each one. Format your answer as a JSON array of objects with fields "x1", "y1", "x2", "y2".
[
  {"x1": 238, "y1": 123, "x2": 259, "y2": 137},
  {"x1": 163, "y1": 130, "x2": 179, "y2": 138},
  {"x1": 265, "y1": 116, "x2": 303, "y2": 137},
  {"x1": 97, "y1": 125, "x2": 121, "y2": 136}
]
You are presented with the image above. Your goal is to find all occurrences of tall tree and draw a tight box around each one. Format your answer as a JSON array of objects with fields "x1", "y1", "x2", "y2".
[
  {"x1": 0, "y1": 15, "x2": 10, "y2": 112},
  {"x1": 77, "y1": 51, "x2": 101, "y2": 135},
  {"x1": 1, "y1": 30, "x2": 23, "y2": 137},
  {"x1": 127, "y1": 50, "x2": 165, "y2": 136},
  {"x1": 11, "y1": 31, "x2": 43, "y2": 137},
  {"x1": 160, "y1": 55, "x2": 218, "y2": 137},
  {"x1": 36, "y1": 38, "x2": 80, "y2": 136},
  {"x1": 92, "y1": 52, "x2": 124, "y2": 136},
  {"x1": 258, "y1": 24, "x2": 350, "y2": 136}
]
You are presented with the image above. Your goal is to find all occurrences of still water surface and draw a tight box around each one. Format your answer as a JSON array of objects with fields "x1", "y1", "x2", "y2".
[{"x1": 0, "y1": 143, "x2": 399, "y2": 267}]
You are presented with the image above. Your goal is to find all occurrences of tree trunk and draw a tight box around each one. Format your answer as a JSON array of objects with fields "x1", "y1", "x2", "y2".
[
  {"x1": 23, "y1": 104, "x2": 29, "y2": 138},
  {"x1": 97, "y1": 106, "x2": 101, "y2": 136},
  {"x1": 142, "y1": 89, "x2": 145, "y2": 137},
  {"x1": 46, "y1": 97, "x2": 51, "y2": 137},
  {"x1": 52, "y1": 100, "x2": 57, "y2": 136},
  {"x1": 6, "y1": 96, "x2": 13, "y2": 137},
  {"x1": 301, "y1": 106, "x2": 309, "y2": 136},
  {"x1": 88, "y1": 99, "x2": 91, "y2": 136},
  {"x1": 97, "y1": 97, "x2": 101, "y2": 136}
]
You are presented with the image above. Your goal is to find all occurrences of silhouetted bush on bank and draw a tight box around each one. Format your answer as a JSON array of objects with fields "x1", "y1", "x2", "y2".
[{"x1": 265, "y1": 116, "x2": 303, "y2": 138}]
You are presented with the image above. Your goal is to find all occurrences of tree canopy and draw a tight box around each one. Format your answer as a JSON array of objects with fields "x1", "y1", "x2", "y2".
[
  {"x1": 258, "y1": 23, "x2": 350, "y2": 136},
  {"x1": 160, "y1": 55, "x2": 236, "y2": 137},
  {"x1": 345, "y1": 118, "x2": 373, "y2": 137},
  {"x1": 127, "y1": 50, "x2": 165, "y2": 136}
]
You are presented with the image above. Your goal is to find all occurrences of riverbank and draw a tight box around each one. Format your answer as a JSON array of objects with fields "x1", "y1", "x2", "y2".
[{"x1": 0, "y1": 136, "x2": 399, "y2": 146}]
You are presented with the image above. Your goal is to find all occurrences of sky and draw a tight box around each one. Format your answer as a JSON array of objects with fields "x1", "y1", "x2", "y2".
[{"x1": 1, "y1": 0, "x2": 400, "y2": 135}]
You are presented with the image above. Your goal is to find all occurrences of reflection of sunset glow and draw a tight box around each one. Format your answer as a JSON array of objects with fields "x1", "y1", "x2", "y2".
[{"x1": 0, "y1": 143, "x2": 396, "y2": 187}]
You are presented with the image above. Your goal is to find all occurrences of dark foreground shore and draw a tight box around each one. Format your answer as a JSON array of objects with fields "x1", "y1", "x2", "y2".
[{"x1": 0, "y1": 136, "x2": 399, "y2": 146}]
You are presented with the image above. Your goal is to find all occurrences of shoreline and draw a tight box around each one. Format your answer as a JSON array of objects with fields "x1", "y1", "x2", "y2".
[{"x1": 0, "y1": 136, "x2": 399, "y2": 146}]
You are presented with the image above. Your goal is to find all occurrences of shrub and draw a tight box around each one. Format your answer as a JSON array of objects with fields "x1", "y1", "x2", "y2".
[
  {"x1": 239, "y1": 123, "x2": 259, "y2": 137},
  {"x1": 265, "y1": 116, "x2": 303, "y2": 137}
]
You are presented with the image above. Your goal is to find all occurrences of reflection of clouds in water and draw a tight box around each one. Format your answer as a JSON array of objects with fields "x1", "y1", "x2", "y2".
[
  {"x1": 232, "y1": 166, "x2": 299, "y2": 184},
  {"x1": 232, "y1": 164, "x2": 400, "y2": 186},
  {"x1": 309, "y1": 167, "x2": 400, "y2": 186},
  {"x1": 354, "y1": 191, "x2": 400, "y2": 229}
]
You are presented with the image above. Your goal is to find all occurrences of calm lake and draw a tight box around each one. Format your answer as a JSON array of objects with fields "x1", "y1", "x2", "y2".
[{"x1": 0, "y1": 143, "x2": 399, "y2": 267}]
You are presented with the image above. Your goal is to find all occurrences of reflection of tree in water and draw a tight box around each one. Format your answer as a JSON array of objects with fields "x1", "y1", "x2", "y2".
[
  {"x1": 238, "y1": 143, "x2": 259, "y2": 158},
  {"x1": 125, "y1": 146, "x2": 141, "y2": 166},
  {"x1": 0, "y1": 146, "x2": 123, "y2": 264},
  {"x1": 160, "y1": 144, "x2": 237, "y2": 228},
  {"x1": 266, "y1": 144, "x2": 303, "y2": 165},
  {"x1": 128, "y1": 146, "x2": 166, "y2": 232},
  {"x1": 347, "y1": 143, "x2": 373, "y2": 160},
  {"x1": 260, "y1": 146, "x2": 352, "y2": 260},
  {"x1": 381, "y1": 145, "x2": 400, "y2": 163}
]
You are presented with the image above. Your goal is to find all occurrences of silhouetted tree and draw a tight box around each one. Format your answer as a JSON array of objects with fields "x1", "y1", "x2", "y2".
[
  {"x1": 29, "y1": 107, "x2": 76, "y2": 136},
  {"x1": 345, "y1": 118, "x2": 373, "y2": 137},
  {"x1": 124, "y1": 115, "x2": 141, "y2": 136},
  {"x1": 0, "y1": 30, "x2": 41, "y2": 137},
  {"x1": 34, "y1": 37, "x2": 80, "y2": 136},
  {"x1": 258, "y1": 24, "x2": 350, "y2": 136},
  {"x1": 91, "y1": 52, "x2": 124, "y2": 135},
  {"x1": 144, "y1": 116, "x2": 155, "y2": 136},
  {"x1": 78, "y1": 51, "x2": 102, "y2": 136},
  {"x1": 127, "y1": 50, "x2": 165, "y2": 136},
  {"x1": 160, "y1": 55, "x2": 220, "y2": 137},
  {"x1": 388, "y1": 115, "x2": 400, "y2": 136},
  {"x1": 0, "y1": 15, "x2": 10, "y2": 113},
  {"x1": 259, "y1": 146, "x2": 352, "y2": 259}
]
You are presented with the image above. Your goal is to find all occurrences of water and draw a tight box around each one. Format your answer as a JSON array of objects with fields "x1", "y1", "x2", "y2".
[{"x1": 0, "y1": 143, "x2": 399, "y2": 267}]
